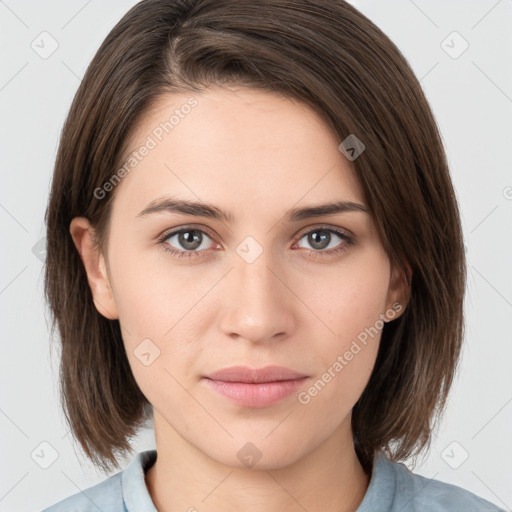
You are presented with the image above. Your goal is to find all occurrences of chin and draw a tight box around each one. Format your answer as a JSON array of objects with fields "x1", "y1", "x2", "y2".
[{"x1": 203, "y1": 437, "x2": 307, "y2": 471}]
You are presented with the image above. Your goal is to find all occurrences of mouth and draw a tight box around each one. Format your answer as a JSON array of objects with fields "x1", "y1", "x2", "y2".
[
  {"x1": 202, "y1": 365, "x2": 309, "y2": 408},
  {"x1": 204, "y1": 365, "x2": 308, "y2": 383}
]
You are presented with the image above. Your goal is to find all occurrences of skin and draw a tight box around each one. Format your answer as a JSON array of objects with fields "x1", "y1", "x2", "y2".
[{"x1": 70, "y1": 86, "x2": 410, "y2": 512}]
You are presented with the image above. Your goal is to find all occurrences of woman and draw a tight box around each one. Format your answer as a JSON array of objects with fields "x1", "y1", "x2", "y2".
[{"x1": 42, "y1": 0, "x2": 504, "y2": 510}]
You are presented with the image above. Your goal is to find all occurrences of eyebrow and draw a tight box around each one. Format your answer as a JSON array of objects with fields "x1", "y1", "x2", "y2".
[{"x1": 136, "y1": 197, "x2": 369, "y2": 223}]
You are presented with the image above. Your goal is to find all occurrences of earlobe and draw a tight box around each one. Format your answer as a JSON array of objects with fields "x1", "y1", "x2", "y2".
[{"x1": 69, "y1": 217, "x2": 119, "y2": 320}]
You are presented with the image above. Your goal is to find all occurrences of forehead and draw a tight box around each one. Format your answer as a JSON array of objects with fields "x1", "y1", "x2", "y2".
[{"x1": 110, "y1": 86, "x2": 365, "y2": 222}]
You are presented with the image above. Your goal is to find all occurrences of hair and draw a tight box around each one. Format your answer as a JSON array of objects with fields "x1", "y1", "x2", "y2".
[{"x1": 44, "y1": 0, "x2": 466, "y2": 474}]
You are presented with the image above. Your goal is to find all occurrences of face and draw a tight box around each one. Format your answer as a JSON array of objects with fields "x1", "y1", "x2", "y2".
[{"x1": 72, "y1": 86, "x2": 406, "y2": 470}]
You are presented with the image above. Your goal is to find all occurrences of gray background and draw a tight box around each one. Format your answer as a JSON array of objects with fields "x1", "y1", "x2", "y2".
[{"x1": 0, "y1": 0, "x2": 511, "y2": 510}]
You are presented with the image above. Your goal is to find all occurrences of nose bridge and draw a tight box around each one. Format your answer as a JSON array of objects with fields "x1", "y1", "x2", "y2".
[
  {"x1": 237, "y1": 240, "x2": 278, "y2": 301},
  {"x1": 219, "y1": 234, "x2": 294, "y2": 343}
]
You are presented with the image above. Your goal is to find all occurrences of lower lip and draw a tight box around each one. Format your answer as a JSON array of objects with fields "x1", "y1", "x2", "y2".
[{"x1": 202, "y1": 377, "x2": 308, "y2": 408}]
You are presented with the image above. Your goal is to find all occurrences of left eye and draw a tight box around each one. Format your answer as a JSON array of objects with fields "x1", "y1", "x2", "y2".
[{"x1": 295, "y1": 228, "x2": 350, "y2": 252}]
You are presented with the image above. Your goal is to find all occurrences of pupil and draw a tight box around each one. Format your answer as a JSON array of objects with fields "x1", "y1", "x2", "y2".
[
  {"x1": 180, "y1": 230, "x2": 201, "y2": 250},
  {"x1": 310, "y1": 230, "x2": 330, "y2": 250}
]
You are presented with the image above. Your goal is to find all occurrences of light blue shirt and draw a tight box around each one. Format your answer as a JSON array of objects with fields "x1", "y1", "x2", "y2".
[{"x1": 41, "y1": 449, "x2": 505, "y2": 511}]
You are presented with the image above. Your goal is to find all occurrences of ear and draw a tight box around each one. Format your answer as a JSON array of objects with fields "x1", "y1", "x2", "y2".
[
  {"x1": 384, "y1": 260, "x2": 412, "y2": 322},
  {"x1": 69, "y1": 217, "x2": 119, "y2": 320}
]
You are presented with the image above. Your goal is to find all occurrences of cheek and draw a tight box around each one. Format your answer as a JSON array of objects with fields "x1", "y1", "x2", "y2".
[
  {"x1": 108, "y1": 248, "x2": 208, "y2": 391},
  {"x1": 302, "y1": 255, "x2": 390, "y2": 340},
  {"x1": 296, "y1": 257, "x2": 390, "y2": 403},
  {"x1": 109, "y1": 246, "x2": 203, "y2": 339}
]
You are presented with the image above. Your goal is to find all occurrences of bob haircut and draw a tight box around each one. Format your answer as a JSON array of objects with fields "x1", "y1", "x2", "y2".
[{"x1": 44, "y1": 0, "x2": 466, "y2": 474}]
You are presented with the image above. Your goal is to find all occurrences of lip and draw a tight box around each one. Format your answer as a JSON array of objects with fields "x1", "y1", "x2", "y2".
[
  {"x1": 202, "y1": 365, "x2": 309, "y2": 408},
  {"x1": 204, "y1": 365, "x2": 308, "y2": 383}
]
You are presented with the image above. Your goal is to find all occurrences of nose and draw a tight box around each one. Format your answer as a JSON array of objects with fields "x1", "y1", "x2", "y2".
[{"x1": 218, "y1": 245, "x2": 297, "y2": 345}]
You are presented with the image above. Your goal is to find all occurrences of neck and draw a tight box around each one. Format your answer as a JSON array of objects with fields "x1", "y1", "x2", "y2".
[{"x1": 145, "y1": 412, "x2": 371, "y2": 512}]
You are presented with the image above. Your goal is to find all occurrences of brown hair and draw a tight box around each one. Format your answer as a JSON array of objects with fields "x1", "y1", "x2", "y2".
[{"x1": 44, "y1": 0, "x2": 466, "y2": 474}]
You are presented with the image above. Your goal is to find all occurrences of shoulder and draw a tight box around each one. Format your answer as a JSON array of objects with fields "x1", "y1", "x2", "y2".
[
  {"x1": 393, "y1": 460, "x2": 505, "y2": 511},
  {"x1": 358, "y1": 451, "x2": 506, "y2": 512},
  {"x1": 41, "y1": 472, "x2": 123, "y2": 512},
  {"x1": 41, "y1": 450, "x2": 158, "y2": 512}
]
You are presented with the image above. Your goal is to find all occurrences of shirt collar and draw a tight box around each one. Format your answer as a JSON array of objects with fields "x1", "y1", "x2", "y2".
[
  {"x1": 121, "y1": 449, "x2": 158, "y2": 511},
  {"x1": 356, "y1": 450, "x2": 397, "y2": 511}
]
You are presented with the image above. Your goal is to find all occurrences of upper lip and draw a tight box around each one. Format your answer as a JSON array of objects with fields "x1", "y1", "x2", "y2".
[{"x1": 204, "y1": 365, "x2": 308, "y2": 383}]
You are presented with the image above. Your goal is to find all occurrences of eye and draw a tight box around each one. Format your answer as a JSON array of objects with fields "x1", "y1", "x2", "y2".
[
  {"x1": 293, "y1": 226, "x2": 354, "y2": 257},
  {"x1": 158, "y1": 226, "x2": 218, "y2": 260}
]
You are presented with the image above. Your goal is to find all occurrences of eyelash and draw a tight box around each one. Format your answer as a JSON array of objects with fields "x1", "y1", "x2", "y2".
[{"x1": 157, "y1": 224, "x2": 354, "y2": 260}]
